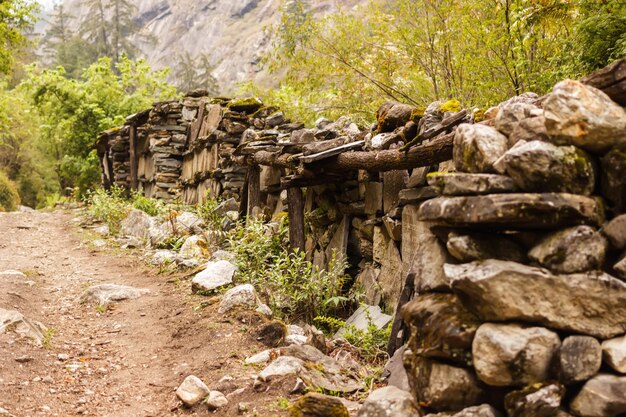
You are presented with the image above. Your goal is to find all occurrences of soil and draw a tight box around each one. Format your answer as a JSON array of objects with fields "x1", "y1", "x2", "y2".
[{"x1": 0, "y1": 209, "x2": 294, "y2": 417}]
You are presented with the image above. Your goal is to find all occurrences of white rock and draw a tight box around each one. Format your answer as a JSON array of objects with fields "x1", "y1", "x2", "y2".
[
  {"x1": 335, "y1": 305, "x2": 392, "y2": 338},
  {"x1": 244, "y1": 349, "x2": 273, "y2": 365},
  {"x1": 92, "y1": 239, "x2": 107, "y2": 248},
  {"x1": 0, "y1": 308, "x2": 47, "y2": 343},
  {"x1": 255, "y1": 303, "x2": 272, "y2": 317},
  {"x1": 258, "y1": 356, "x2": 304, "y2": 381},
  {"x1": 218, "y1": 284, "x2": 259, "y2": 314},
  {"x1": 192, "y1": 260, "x2": 236, "y2": 293},
  {"x1": 93, "y1": 225, "x2": 110, "y2": 236},
  {"x1": 285, "y1": 334, "x2": 308, "y2": 345},
  {"x1": 152, "y1": 250, "x2": 178, "y2": 265},
  {"x1": 175, "y1": 375, "x2": 210, "y2": 407},
  {"x1": 205, "y1": 390, "x2": 228, "y2": 410},
  {"x1": 179, "y1": 235, "x2": 209, "y2": 259},
  {"x1": 81, "y1": 284, "x2": 150, "y2": 306},
  {"x1": 120, "y1": 209, "x2": 152, "y2": 240},
  {"x1": 602, "y1": 335, "x2": 626, "y2": 374}
]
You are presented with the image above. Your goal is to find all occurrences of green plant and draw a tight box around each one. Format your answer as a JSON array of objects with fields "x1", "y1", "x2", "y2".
[
  {"x1": 131, "y1": 190, "x2": 163, "y2": 216},
  {"x1": 197, "y1": 195, "x2": 225, "y2": 229},
  {"x1": 0, "y1": 171, "x2": 20, "y2": 211},
  {"x1": 86, "y1": 186, "x2": 130, "y2": 234},
  {"x1": 271, "y1": 397, "x2": 290, "y2": 410},
  {"x1": 342, "y1": 310, "x2": 391, "y2": 363},
  {"x1": 44, "y1": 192, "x2": 68, "y2": 208},
  {"x1": 41, "y1": 327, "x2": 58, "y2": 349}
]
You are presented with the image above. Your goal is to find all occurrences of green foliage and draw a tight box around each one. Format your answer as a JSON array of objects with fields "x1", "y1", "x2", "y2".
[
  {"x1": 44, "y1": 192, "x2": 69, "y2": 209},
  {"x1": 21, "y1": 56, "x2": 177, "y2": 196},
  {"x1": 0, "y1": 0, "x2": 39, "y2": 75},
  {"x1": 197, "y1": 196, "x2": 224, "y2": 229},
  {"x1": 227, "y1": 219, "x2": 354, "y2": 322},
  {"x1": 0, "y1": 171, "x2": 20, "y2": 211},
  {"x1": 86, "y1": 186, "x2": 130, "y2": 234},
  {"x1": 131, "y1": 190, "x2": 163, "y2": 217}
]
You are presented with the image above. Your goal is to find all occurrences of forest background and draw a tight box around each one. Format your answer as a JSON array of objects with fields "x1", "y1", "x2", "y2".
[{"x1": 0, "y1": 0, "x2": 625, "y2": 210}]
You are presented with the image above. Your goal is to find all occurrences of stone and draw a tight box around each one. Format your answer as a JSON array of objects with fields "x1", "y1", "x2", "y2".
[
  {"x1": 446, "y1": 233, "x2": 525, "y2": 263},
  {"x1": 211, "y1": 250, "x2": 236, "y2": 261},
  {"x1": 256, "y1": 320, "x2": 287, "y2": 347},
  {"x1": 356, "y1": 386, "x2": 419, "y2": 417},
  {"x1": 425, "y1": 405, "x2": 501, "y2": 417},
  {"x1": 504, "y1": 383, "x2": 565, "y2": 417},
  {"x1": 354, "y1": 265, "x2": 382, "y2": 306},
  {"x1": 569, "y1": 374, "x2": 626, "y2": 417},
  {"x1": 544, "y1": 80, "x2": 626, "y2": 154},
  {"x1": 192, "y1": 260, "x2": 237, "y2": 293},
  {"x1": 258, "y1": 356, "x2": 304, "y2": 381},
  {"x1": 508, "y1": 115, "x2": 549, "y2": 146},
  {"x1": 407, "y1": 167, "x2": 429, "y2": 188},
  {"x1": 0, "y1": 308, "x2": 47, "y2": 343},
  {"x1": 604, "y1": 214, "x2": 626, "y2": 250},
  {"x1": 213, "y1": 198, "x2": 239, "y2": 216},
  {"x1": 408, "y1": 358, "x2": 485, "y2": 412},
  {"x1": 402, "y1": 205, "x2": 450, "y2": 292},
  {"x1": 427, "y1": 173, "x2": 516, "y2": 196},
  {"x1": 174, "y1": 212, "x2": 205, "y2": 234},
  {"x1": 81, "y1": 284, "x2": 150, "y2": 306},
  {"x1": 217, "y1": 284, "x2": 259, "y2": 314},
  {"x1": 495, "y1": 101, "x2": 539, "y2": 137},
  {"x1": 176, "y1": 375, "x2": 210, "y2": 406},
  {"x1": 446, "y1": 260, "x2": 626, "y2": 339},
  {"x1": 92, "y1": 239, "x2": 106, "y2": 248},
  {"x1": 615, "y1": 254, "x2": 626, "y2": 279},
  {"x1": 383, "y1": 170, "x2": 408, "y2": 212},
  {"x1": 335, "y1": 305, "x2": 392, "y2": 338},
  {"x1": 244, "y1": 349, "x2": 273, "y2": 365},
  {"x1": 325, "y1": 215, "x2": 349, "y2": 263},
  {"x1": 528, "y1": 226, "x2": 608, "y2": 273},
  {"x1": 494, "y1": 140, "x2": 596, "y2": 195},
  {"x1": 601, "y1": 144, "x2": 626, "y2": 213},
  {"x1": 418, "y1": 193, "x2": 604, "y2": 229},
  {"x1": 120, "y1": 209, "x2": 152, "y2": 240},
  {"x1": 205, "y1": 391, "x2": 228, "y2": 410},
  {"x1": 94, "y1": 225, "x2": 110, "y2": 236},
  {"x1": 398, "y1": 186, "x2": 438, "y2": 205},
  {"x1": 152, "y1": 250, "x2": 178, "y2": 265},
  {"x1": 179, "y1": 235, "x2": 210, "y2": 259},
  {"x1": 472, "y1": 323, "x2": 560, "y2": 386},
  {"x1": 453, "y1": 123, "x2": 508, "y2": 173},
  {"x1": 378, "y1": 239, "x2": 403, "y2": 308},
  {"x1": 256, "y1": 303, "x2": 273, "y2": 317},
  {"x1": 382, "y1": 346, "x2": 410, "y2": 392},
  {"x1": 376, "y1": 102, "x2": 415, "y2": 133},
  {"x1": 402, "y1": 293, "x2": 480, "y2": 366},
  {"x1": 602, "y1": 334, "x2": 626, "y2": 373},
  {"x1": 365, "y1": 182, "x2": 383, "y2": 215},
  {"x1": 290, "y1": 392, "x2": 349, "y2": 417},
  {"x1": 557, "y1": 336, "x2": 602, "y2": 384}
]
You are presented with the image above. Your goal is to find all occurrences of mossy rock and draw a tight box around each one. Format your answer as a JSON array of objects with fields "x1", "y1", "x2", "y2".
[
  {"x1": 289, "y1": 393, "x2": 349, "y2": 417},
  {"x1": 227, "y1": 97, "x2": 264, "y2": 114},
  {"x1": 0, "y1": 172, "x2": 20, "y2": 212},
  {"x1": 439, "y1": 99, "x2": 461, "y2": 113}
]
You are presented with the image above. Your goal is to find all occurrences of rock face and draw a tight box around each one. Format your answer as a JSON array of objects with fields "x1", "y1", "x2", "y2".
[
  {"x1": 446, "y1": 233, "x2": 525, "y2": 263},
  {"x1": 191, "y1": 260, "x2": 236, "y2": 293},
  {"x1": 557, "y1": 336, "x2": 602, "y2": 384},
  {"x1": 418, "y1": 193, "x2": 604, "y2": 229},
  {"x1": 569, "y1": 374, "x2": 626, "y2": 417},
  {"x1": 81, "y1": 284, "x2": 150, "y2": 306},
  {"x1": 472, "y1": 323, "x2": 560, "y2": 386},
  {"x1": 494, "y1": 141, "x2": 596, "y2": 195},
  {"x1": 357, "y1": 386, "x2": 419, "y2": 417},
  {"x1": 175, "y1": 375, "x2": 210, "y2": 406},
  {"x1": 408, "y1": 358, "x2": 486, "y2": 412},
  {"x1": 0, "y1": 308, "x2": 47, "y2": 343},
  {"x1": 528, "y1": 226, "x2": 608, "y2": 273},
  {"x1": 446, "y1": 260, "x2": 626, "y2": 339},
  {"x1": 453, "y1": 124, "x2": 508, "y2": 173},
  {"x1": 602, "y1": 335, "x2": 626, "y2": 374},
  {"x1": 544, "y1": 80, "x2": 626, "y2": 154},
  {"x1": 403, "y1": 293, "x2": 480, "y2": 366},
  {"x1": 427, "y1": 173, "x2": 517, "y2": 196},
  {"x1": 504, "y1": 383, "x2": 565, "y2": 417}
]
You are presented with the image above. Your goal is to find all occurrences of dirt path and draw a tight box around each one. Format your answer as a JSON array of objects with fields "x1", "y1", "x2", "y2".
[{"x1": 0, "y1": 210, "x2": 291, "y2": 417}]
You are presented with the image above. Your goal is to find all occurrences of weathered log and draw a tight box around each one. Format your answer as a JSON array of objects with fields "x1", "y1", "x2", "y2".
[
  {"x1": 247, "y1": 165, "x2": 261, "y2": 218},
  {"x1": 280, "y1": 174, "x2": 348, "y2": 189},
  {"x1": 287, "y1": 187, "x2": 305, "y2": 252},
  {"x1": 246, "y1": 151, "x2": 298, "y2": 169},
  {"x1": 312, "y1": 132, "x2": 454, "y2": 173},
  {"x1": 129, "y1": 126, "x2": 138, "y2": 190},
  {"x1": 582, "y1": 57, "x2": 626, "y2": 106},
  {"x1": 400, "y1": 109, "x2": 467, "y2": 151},
  {"x1": 299, "y1": 140, "x2": 365, "y2": 164}
]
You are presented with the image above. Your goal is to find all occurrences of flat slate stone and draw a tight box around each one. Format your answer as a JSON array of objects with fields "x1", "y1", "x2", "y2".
[
  {"x1": 446, "y1": 260, "x2": 626, "y2": 339},
  {"x1": 418, "y1": 193, "x2": 604, "y2": 229},
  {"x1": 427, "y1": 173, "x2": 517, "y2": 196}
]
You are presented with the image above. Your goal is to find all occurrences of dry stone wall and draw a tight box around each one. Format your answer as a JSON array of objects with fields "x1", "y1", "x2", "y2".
[{"x1": 97, "y1": 59, "x2": 626, "y2": 416}]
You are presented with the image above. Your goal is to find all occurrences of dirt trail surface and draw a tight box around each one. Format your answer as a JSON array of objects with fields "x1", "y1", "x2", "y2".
[{"x1": 0, "y1": 210, "x2": 291, "y2": 417}]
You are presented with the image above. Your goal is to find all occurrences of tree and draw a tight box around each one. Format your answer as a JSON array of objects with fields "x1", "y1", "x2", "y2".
[
  {"x1": 0, "y1": 0, "x2": 38, "y2": 74},
  {"x1": 173, "y1": 52, "x2": 220, "y2": 94}
]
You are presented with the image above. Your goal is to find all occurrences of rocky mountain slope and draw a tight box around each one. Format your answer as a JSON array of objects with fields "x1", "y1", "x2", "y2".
[{"x1": 58, "y1": 0, "x2": 356, "y2": 93}]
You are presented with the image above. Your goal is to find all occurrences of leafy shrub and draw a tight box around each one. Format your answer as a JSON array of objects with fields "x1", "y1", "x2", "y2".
[
  {"x1": 131, "y1": 190, "x2": 163, "y2": 216},
  {"x1": 197, "y1": 196, "x2": 224, "y2": 230},
  {"x1": 86, "y1": 186, "x2": 130, "y2": 234},
  {"x1": 0, "y1": 172, "x2": 20, "y2": 211},
  {"x1": 44, "y1": 192, "x2": 69, "y2": 208}
]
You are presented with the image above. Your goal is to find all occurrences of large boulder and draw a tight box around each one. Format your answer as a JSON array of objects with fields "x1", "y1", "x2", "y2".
[
  {"x1": 569, "y1": 374, "x2": 626, "y2": 417},
  {"x1": 504, "y1": 383, "x2": 565, "y2": 417},
  {"x1": 427, "y1": 173, "x2": 517, "y2": 196},
  {"x1": 446, "y1": 260, "x2": 626, "y2": 339},
  {"x1": 120, "y1": 209, "x2": 152, "y2": 240},
  {"x1": 494, "y1": 140, "x2": 596, "y2": 195},
  {"x1": 191, "y1": 260, "x2": 237, "y2": 293},
  {"x1": 453, "y1": 124, "x2": 508, "y2": 173},
  {"x1": 528, "y1": 226, "x2": 608, "y2": 273},
  {"x1": 217, "y1": 284, "x2": 259, "y2": 314},
  {"x1": 602, "y1": 335, "x2": 626, "y2": 374},
  {"x1": 544, "y1": 80, "x2": 626, "y2": 154},
  {"x1": 472, "y1": 323, "x2": 560, "y2": 386},
  {"x1": 601, "y1": 143, "x2": 626, "y2": 213},
  {"x1": 402, "y1": 293, "x2": 480, "y2": 366},
  {"x1": 556, "y1": 335, "x2": 602, "y2": 384},
  {"x1": 357, "y1": 386, "x2": 419, "y2": 417},
  {"x1": 407, "y1": 357, "x2": 486, "y2": 412},
  {"x1": 418, "y1": 193, "x2": 604, "y2": 230},
  {"x1": 508, "y1": 115, "x2": 549, "y2": 147}
]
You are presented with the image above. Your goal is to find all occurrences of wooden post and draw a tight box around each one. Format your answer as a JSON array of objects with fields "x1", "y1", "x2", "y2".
[
  {"x1": 129, "y1": 125, "x2": 138, "y2": 190},
  {"x1": 247, "y1": 165, "x2": 261, "y2": 218},
  {"x1": 287, "y1": 187, "x2": 305, "y2": 252}
]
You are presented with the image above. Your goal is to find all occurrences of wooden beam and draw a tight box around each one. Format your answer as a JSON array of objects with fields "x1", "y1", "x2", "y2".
[
  {"x1": 245, "y1": 150, "x2": 298, "y2": 169},
  {"x1": 247, "y1": 165, "x2": 261, "y2": 218},
  {"x1": 129, "y1": 125, "x2": 138, "y2": 190},
  {"x1": 299, "y1": 140, "x2": 365, "y2": 163},
  {"x1": 287, "y1": 187, "x2": 305, "y2": 252}
]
